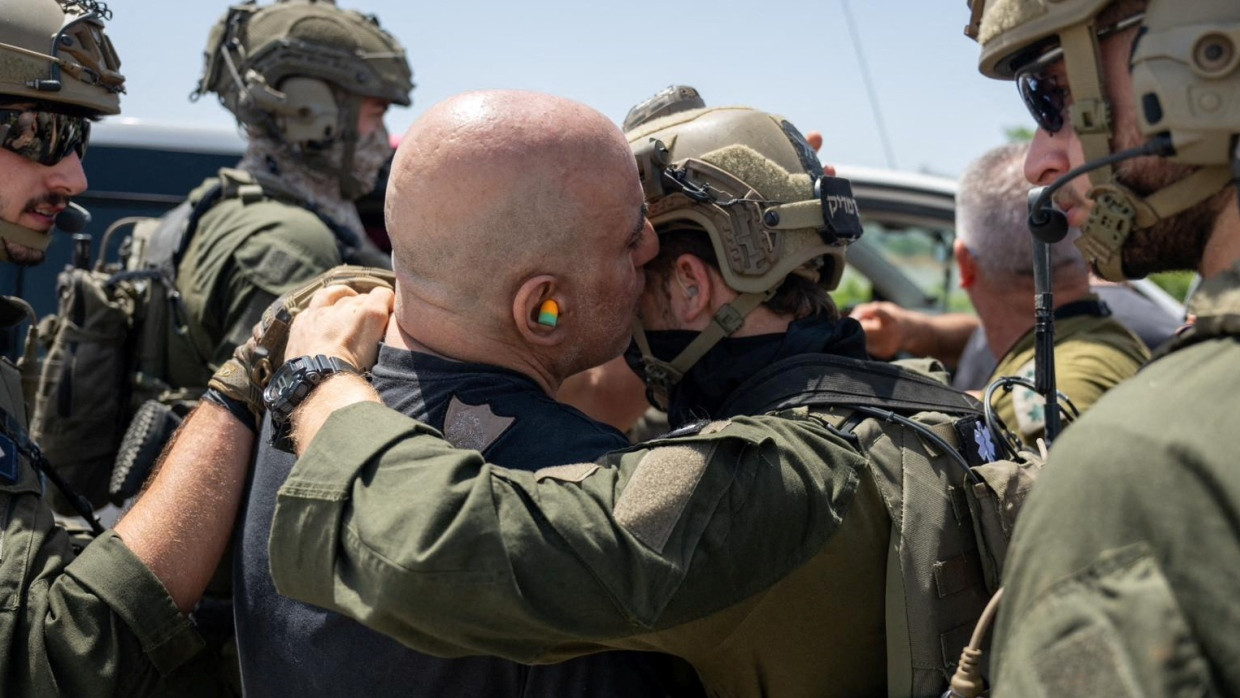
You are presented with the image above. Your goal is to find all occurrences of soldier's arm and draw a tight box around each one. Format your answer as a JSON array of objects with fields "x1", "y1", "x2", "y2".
[
  {"x1": 272, "y1": 403, "x2": 862, "y2": 662},
  {"x1": 113, "y1": 400, "x2": 252, "y2": 613},
  {"x1": 850, "y1": 302, "x2": 979, "y2": 366},
  {"x1": 5, "y1": 504, "x2": 203, "y2": 694},
  {"x1": 272, "y1": 287, "x2": 862, "y2": 660}
]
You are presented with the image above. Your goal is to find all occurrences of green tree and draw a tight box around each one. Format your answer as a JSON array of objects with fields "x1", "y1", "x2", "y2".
[{"x1": 1005, "y1": 125, "x2": 1035, "y2": 142}]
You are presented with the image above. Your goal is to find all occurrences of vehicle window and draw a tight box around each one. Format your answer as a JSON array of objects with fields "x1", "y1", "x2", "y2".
[{"x1": 834, "y1": 220, "x2": 974, "y2": 314}]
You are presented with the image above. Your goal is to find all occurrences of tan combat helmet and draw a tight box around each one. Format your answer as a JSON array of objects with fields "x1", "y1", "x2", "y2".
[
  {"x1": 966, "y1": 0, "x2": 1240, "y2": 280},
  {"x1": 0, "y1": 0, "x2": 124, "y2": 262},
  {"x1": 194, "y1": 0, "x2": 413, "y2": 198},
  {"x1": 626, "y1": 106, "x2": 863, "y2": 407}
]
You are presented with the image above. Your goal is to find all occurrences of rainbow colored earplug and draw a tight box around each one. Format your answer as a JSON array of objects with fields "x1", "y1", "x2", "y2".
[{"x1": 538, "y1": 299, "x2": 559, "y2": 327}]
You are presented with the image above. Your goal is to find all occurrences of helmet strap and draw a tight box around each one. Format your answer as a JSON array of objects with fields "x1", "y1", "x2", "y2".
[
  {"x1": 334, "y1": 94, "x2": 366, "y2": 200},
  {"x1": 0, "y1": 219, "x2": 52, "y2": 263},
  {"x1": 1060, "y1": 22, "x2": 1115, "y2": 186},
  {"x1": 632, "y1": 289, "x2": 774, "y2": 410}
]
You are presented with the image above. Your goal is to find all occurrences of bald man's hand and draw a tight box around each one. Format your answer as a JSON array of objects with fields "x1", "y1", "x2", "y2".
[{"x1": 285, "y1": 285, "x2": 394, "y2": 371}]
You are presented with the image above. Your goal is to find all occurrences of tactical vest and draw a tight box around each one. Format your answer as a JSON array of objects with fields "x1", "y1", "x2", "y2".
[
  {"x1": 28, "y1": 168, "x2": 357, "y2": 511},
  {"x1": 0, "y1": 300, "x2": 35, "y2": 493},
  {"x1": 717, "y1": 353, "x2": 1040, "y2": 697}
]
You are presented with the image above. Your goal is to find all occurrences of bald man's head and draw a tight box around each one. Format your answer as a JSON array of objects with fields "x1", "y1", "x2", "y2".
[{"x1": 384, "y1": 90, "x2": 656, "y2": 382}]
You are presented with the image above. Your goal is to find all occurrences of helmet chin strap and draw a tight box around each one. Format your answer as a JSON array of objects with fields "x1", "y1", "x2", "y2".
[
  {"x1": 631, "y1": 289, "x2": 773, "y2": 411},
  {"x1": 0, "y1": 218, "x2": 52, "y2": 263},
  {"x1": 1081, "y1": 165, "x2": 1232, "y2": 280}
]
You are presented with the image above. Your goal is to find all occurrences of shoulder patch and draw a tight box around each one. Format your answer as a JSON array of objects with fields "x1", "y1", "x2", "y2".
[
  {"x1": 1010, "y1": 359, "x2": 1046, "y2": 437},
  {"x1": 952, "y1": 415, "x2": 998, "y2": 465},
  {"x1": 444, "y1": 396, "x2": 515, "y2": 453},
  {"x1": 534, "y1": 463, "x2": 600, "y2": 483},
  {"x1": 0, "y1": 433, "x2": 18, "y2": 485},
  {"x1": 613, "y1": 442, "x2": 715, "y2": 554}
]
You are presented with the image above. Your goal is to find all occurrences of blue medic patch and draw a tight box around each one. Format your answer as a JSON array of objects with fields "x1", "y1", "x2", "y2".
[
  {"x1": 952, "y1": 414, "x2": 999, "y2": 466},
  {"x1": 0, "y1": 433, "x2": 19, "y2": 485}
]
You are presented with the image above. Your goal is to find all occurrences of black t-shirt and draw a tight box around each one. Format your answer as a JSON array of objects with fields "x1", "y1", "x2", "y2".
[{"x1": 235, "y1": 345, "x2": 696, "y2": 697}]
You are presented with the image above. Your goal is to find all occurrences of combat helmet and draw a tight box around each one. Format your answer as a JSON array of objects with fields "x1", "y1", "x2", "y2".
[
  {"x1": 966, "y1": 0, "x2": 1240, "y2": 280},
  {"x1": 626, "y1": 105, "x2": 863, "y2": 407},
  {"x1": 0, "y1": 0, "x2": 124, "y2": 262},
  {"x1": 194, "y1": 0, "x2": 413, "y2": 198}
]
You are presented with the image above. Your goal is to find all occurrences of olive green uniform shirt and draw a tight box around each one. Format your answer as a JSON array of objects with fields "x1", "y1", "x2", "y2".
[
  {"x1": 0, "y1": 298, "x2": 203, "y2": 695},
  {"x1": 175, "y1": 173, "x2": 344, "y2": 380},
  {"x1": 989, "y1": 299, "x2": 1148, "y2": 445},
  {"x1": 991, "y1": 265, "x2": 1240, "y2": 695},
  {"x1": 270, "y1": 407, "x2": 892, "y2": 698}
]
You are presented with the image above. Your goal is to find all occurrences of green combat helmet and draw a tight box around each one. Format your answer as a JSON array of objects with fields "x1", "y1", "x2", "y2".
[
  {"x1": 966, "y1": 0, "x2": 1240, "y2": 280},
  {"x1": 626, "y1": 106, "x2": 863, "y2": 407},
  {"x1": 0, "y1": 0, "x2": 124, "y2": 262},
  {"x1": 193, "y1": 0, "x2": 413, "y2": 198}
]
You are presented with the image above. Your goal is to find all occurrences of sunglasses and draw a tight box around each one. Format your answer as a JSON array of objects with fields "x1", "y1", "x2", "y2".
[
  {"x1": 0, "y1": 109, "x2": 91, "y2": 167},
  {"x1": 1014, "y1": 13, "x2": 1146, "y2": 135}
]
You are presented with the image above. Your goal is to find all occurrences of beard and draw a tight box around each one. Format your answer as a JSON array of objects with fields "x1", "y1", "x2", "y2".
[{"x1": 1110, "y1": 150, "x2": 1229, "y2": 278}]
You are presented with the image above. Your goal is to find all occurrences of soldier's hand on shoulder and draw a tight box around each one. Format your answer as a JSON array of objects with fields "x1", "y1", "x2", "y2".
[
  {"x1": 207, "y1": 265, "x2": 395, "y2": 427},
  {"x1": 285, "y1": 283, "x2": 393, "y2": 371}
]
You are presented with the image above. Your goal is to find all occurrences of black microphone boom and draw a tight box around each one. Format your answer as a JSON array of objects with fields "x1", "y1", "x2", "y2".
[{"x1": 54, "y1": 202, "x2": 91, "y2": 234}]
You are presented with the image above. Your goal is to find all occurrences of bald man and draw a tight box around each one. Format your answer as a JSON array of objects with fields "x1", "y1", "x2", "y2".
[{"x1": 233, "y1": 91, "x2": 697, "y2": 697}]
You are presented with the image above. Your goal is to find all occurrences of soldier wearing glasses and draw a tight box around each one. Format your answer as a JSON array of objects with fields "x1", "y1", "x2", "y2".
[
  {"x1": 966, "y1": 0, "x2": 1240, "y2": 693},
  {"x1": 0, "y1": 2, "x2": 257, "y2": 693}
]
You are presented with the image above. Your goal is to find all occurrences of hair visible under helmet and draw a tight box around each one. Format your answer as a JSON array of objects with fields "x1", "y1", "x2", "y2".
[
  {"x1": 958, "y1": 141, "x2": 1085, "y2": 277},
  {"x1": 193, "y1": 0, "x2": 413, "y2": 200},
  {"x1": 965, "y1": 0, "x2": 1240, "y2": 281},
  {"x1": 624, "y1": 105, "x2": 863, "y2": 408},
  {"x1": 0, "y1": 0, "x2": 123, "y2": 263}
]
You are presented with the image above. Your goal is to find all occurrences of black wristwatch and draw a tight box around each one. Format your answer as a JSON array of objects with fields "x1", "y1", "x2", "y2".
[{"x1": 263, "y1": 354, "x2": 360, "y2": 452}]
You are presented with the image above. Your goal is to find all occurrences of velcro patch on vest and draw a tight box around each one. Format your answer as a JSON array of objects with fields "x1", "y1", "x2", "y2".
[
  {"x1": 0, "y1": 433, "x2": 17, "y2": 485},
  {"x1": 952, "y1": 414, "x2": 999, "y2": 465},
  {"x1": 613, "y1": 442, "x2": 715, "y2": 554},
  {"x1": 444, "y1": 396, "x2": 515, "y2": 453},
  {"x1": 252, "y1": 247, "x2": 303, "y2": 290},
  {"x1": 1032, "y1": 624, "x2": 1136, "y2": 698},
  {"x1": 534, "y1": 463, "x2": 599, "y2": 483}
]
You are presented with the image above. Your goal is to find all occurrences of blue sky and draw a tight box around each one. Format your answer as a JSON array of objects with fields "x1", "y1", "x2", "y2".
[{"x1": 105, "y1": 0, "x2": 1034, "y2": 178}]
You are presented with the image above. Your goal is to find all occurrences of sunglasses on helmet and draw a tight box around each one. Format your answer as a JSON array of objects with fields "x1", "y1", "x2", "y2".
[
  {"x1": 1014, "y1": 13, "x2": 1145, "y2": 135},
  {"x1": 0, "y1": 109, "x2": 91, "y2": 167}
]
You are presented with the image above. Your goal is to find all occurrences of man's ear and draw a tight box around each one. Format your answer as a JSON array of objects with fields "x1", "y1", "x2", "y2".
[
  {"x1": 513, "y1": 275, "x2": 563, "y2": 347},
  {"x1": 954, "y1": 239, "x2": 978, "y2": 289}
]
